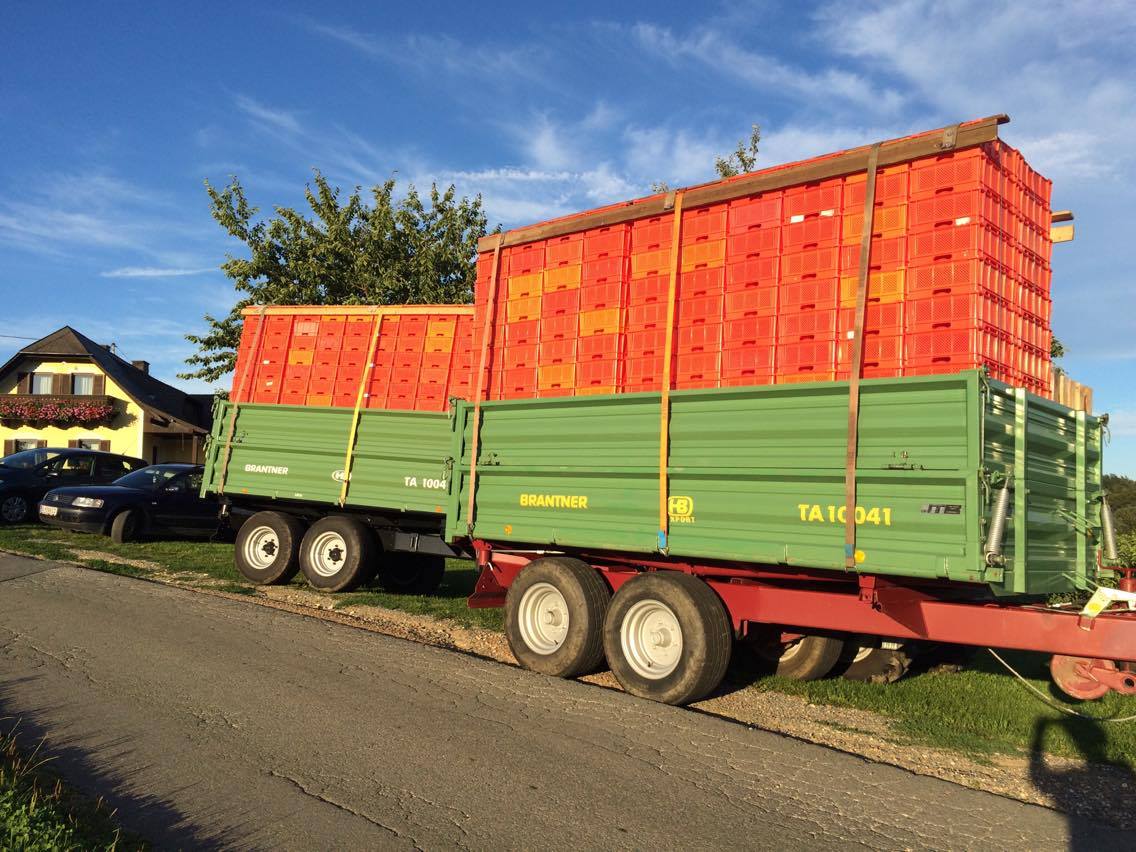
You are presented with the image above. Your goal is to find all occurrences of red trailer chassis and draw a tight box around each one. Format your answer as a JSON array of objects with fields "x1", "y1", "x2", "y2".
[{"x1": 468, "y1": 541, "x2": 1136, "y2": 701}]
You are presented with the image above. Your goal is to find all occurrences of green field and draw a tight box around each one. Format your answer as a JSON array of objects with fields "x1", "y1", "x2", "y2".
[{"x1": 1, "y1": 523, "x2": 1133, "y2": 767}]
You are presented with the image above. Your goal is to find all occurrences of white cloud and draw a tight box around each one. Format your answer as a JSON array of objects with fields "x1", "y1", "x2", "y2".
[
  {"x1": 302, "y1": 19, "x2": 543, "y2": 82},
  {"x1": 814, "y1": 0, "x2": 1136, "y2": 180},
  {"x1": 100, "y1": 266, "x2": 217, "y2": 278},
  {"x1": 630, "y1": 22, "x2": 905, "y2": 114},
  {"x1": 234, "y1": 94, "x2": 303, "y2": 135}
]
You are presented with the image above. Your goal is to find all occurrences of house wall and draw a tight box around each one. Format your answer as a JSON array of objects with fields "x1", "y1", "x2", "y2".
[
  {"x1": 0, "y1": 359, "x2": 145, "y2": 459},
  {"x1": 142, "y1": 433, "x2": 201, "y2": 464}
]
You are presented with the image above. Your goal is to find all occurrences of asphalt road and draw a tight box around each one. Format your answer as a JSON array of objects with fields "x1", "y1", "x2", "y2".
[{"x1": 0, "y1": 553, "x2": 1125, "y2": 850}]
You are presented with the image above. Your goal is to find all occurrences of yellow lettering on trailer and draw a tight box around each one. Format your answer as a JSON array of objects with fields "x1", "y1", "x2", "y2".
[
  {"x1": 519, "y1": 494, "x2": 590, "y2": 509},
  {"x1": 796, "y1": 504, "x2": 894, "y2": 526}
]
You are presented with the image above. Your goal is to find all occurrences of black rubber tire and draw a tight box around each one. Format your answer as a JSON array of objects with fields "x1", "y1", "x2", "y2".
[
  {"x1": 1, "y1": 493, "x2": 30, "y2": 524},
  {"x1": 234, "y1": 511, "x2": 305, "y2": 585},
  {"x1": 109, "y1": 509, "x2": 141, "y2": 544},
  {"x1": 299, "y1": 515, "x2": 375, "y2": 593},
  {"x1": 505, "y1": 557, "x2": 611, "y2": 678},
  {"x1": 603, "y1": 572, "x2": 732, "y2": 705},
  {"x1": 376, "y1": 553, "x2": 446, "y2": 596},
  {"x1": 756, "y1": 634, "x2": 844, "y2": 681},
  {"x1": 839, "y1": 642, "x2": 912, "y2": 684}
]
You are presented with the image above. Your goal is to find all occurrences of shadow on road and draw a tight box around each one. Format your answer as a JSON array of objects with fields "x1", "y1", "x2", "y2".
[
  {"x1": 0, "y1": 675, "x2": 248, "y2": 850},
  {"x1": 1030, "y1": 714, "x2": 1136, "y2": 848}
]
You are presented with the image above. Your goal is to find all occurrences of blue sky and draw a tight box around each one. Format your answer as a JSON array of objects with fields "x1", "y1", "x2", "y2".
[{"x1": 2, "y1": 1, "x2": 1134, "y2": 472}]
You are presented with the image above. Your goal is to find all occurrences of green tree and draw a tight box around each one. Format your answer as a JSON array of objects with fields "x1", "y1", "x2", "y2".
[
  {"x1": 714, "y1": 124, "x2": 761, "y2": 178},
  {"x1": 181, "y1": 171, "x2": 489, "y2": 382}
]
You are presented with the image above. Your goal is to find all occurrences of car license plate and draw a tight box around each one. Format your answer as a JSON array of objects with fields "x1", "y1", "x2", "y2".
[{"x1": 39, "y1": 505, "x2": 58, "y2": 517}]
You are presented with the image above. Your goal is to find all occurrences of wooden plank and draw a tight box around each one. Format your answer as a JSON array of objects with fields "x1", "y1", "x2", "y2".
[
  {"x1": 240, "y1": 305, "x2": 474, "y2": 317},
  {"x1": 1051, "y1": 224, "x2": 1074, "y2": 243},
  {"x1": 478, "y1": 115, "x2": 1009, "y2": 252}
]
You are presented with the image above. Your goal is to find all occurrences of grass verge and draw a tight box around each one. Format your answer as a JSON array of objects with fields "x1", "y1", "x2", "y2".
[
  {"x1": 1, "y1": 724, "x2": 140, "y2": 851},
  {"x1": 2, "y1": 523, "x2": 1133, "y2": 768}
]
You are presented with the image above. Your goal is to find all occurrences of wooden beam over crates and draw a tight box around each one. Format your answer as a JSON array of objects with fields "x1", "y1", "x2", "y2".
[{"x1": 480, "y1": 115, "x2": 1010, "y2": 252}]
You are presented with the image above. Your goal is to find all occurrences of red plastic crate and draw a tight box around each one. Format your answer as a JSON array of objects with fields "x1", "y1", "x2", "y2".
[
  {"x1": 724, "y1": 285, "x2": 778, "y2": 317},
  {"x1": 541, "y1": 288, "x2": 579, "y2": 317},
  {"x1": 905, "y1": 291, "x2": 1008, "y2": 332},
  {"x1": 782, "y1": 247, "x2": 840, "y2": 282},
  {"x1": 909, "y1": 188, "x2": 1010, "y2": 232},
  {"x1": 722, "y1": 343, "x2": 775, "y2": 380},
  {"x1": 583, "y1": 255, "x2": 625, "y2": 286},
  {"x1": 576, "y1": 359, "x2": 619, "y2": 390},
  {"x1": 778, "y1": 307, "x2": 837, "y2": 342},
  {"x1": 784, "y1": 180, "x2": 842, "y2": 219},
  {"x1": 844, "y1": 164, "x2": 909, "y2": 207},
  {"x1": 627, "y1": 300, "x2": 670, "y2": 332},
  {"x1": 839, "y1": 236, "x2": 907, "y2": 272},
  {"x1": 542, "y1": 313, "x2": 578, "y2": 340},
  {"x1": 682, "y1": 205, "x2": 727, "y2": 244},
  {"x1": 583, "y1": 224, "x2": 629, "y2": 259},
  {"x1": 578, "y1": 333, "x2": 621, "y2": 361},
  {"x1": 675, "y1": 322, "x2": 721, "y2": 354},
  {"x1": 578, "y1": 281, "x2": 622, "y2": 310},
  {"x1": 504, "y1": 319, "x2": 539, "y2": 346},
  {"x1": 778, "y1": 339, "x2": 836, "y2": 371},
  {"x1": 728, "y1": 193, "x2": 782, "y2": 232},
  {"x1": 628, "y1": 273, "x2": 668, "y2": 305},
  {"x1": 680, "y1": 266, "x2": 725, "y2": 299},
  {"x1": 909, "y1": 146, "x2": 1005, "y2": 199},
  {"x1": 545, "y1": 233, "x2": 583, "y2": 267},
  {"x1": 675, "y1": 351, "x2": 720, "y2": 389},
  {"x1": 675, "y1": 295, "x2": 724, "y2": 328},
  {"x1": 780, "y1": 277, "x2": 839, "y2": 310},
  {"x1": 906, "y1": 258, "x2": 1010, "y2": 301},
  {"x1": 631, "y1": 215, "x2": 673, "y2": 251},
  {"x1": 726, "y1": 223, "x2": 780, "y2": 258},
  {"x1": 838, "y1": 302, "x2": 904, "y2": 339},
  {"x1": 724, "y1": 314, "x2": 776, "y2": 345},
  {"x1": 626, "y1": 329, "x2": 667, "y2": 358},
  {"x1": 908, "y1": 222, "x2": 1011, "y2": 265},
  {"x1": 504, "y1": 243, "x2": 545, "y2": 276},
  {"x1": 726, "y1": 256, "x2": 779, "y2": 290},
  {"x1": 782, "y1": 214, "x2": 841, "y2": 250}
]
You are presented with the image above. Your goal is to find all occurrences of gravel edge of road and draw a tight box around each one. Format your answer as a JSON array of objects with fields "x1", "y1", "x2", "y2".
[{"x1": 3, "y1": 547, "x2": 1132, "y2": 829}]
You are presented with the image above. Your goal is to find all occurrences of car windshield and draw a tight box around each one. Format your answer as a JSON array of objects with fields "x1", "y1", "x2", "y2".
[
  {"x1": 0, "y1": 449, "x2": 62, "y2": 469},
  {"x1": 113, "y1": 466, "x2": 189, "y2": 490}
]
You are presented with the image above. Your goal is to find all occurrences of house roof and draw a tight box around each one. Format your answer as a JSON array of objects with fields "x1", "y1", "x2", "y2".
[{"x1": 0, "y1": 326, "x2": 211, "y2": 432}]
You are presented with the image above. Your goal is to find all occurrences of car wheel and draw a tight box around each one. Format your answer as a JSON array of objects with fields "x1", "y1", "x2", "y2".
[
  {"x1": 109, "y1": 509, "x2": 141, "y2": 544},
  {"x1": 1, "y1": 494, "x2": 30, "y2": 524}
]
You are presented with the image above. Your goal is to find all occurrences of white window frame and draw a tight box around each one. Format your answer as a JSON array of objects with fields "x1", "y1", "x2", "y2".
[
  {"x1": 75, "y1": 438, "x2": 103, "y2": 451},
  {"x1": 14, "y1": 438, "x2": 41, "y2": 452}
]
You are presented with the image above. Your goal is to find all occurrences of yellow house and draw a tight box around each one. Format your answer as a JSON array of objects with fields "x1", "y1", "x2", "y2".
[{"x1": 0, "y1": 327, "x2": 212, "y2": 463}]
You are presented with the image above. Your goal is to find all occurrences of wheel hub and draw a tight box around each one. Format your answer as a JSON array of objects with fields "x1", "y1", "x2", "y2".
[
  {"x1": 621, "y1": 599, "x2": 683, "y2": 680},
  {"x1": 309, "y1": 531, "x2": 350, "y2": 578},
  {"x1": 244, "y1": 526, "x2": 281, "y2": 571},
  {"x1": 517, "y1": 582, "x2": 570, "y2": 655}
]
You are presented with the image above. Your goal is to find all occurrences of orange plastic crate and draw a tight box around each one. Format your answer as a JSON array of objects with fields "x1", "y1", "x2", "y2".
[
  {"x1": 724, "y1": 314, "x2": 776, "y2": 345},
  {"x1": 724, "y1": 284, "x2": 777, "y2": 317},
  {"x1": 681, "y1": 204, "x2": 727, "y2": 244},
  {"x1": 583, "y1": 224, "x2": 629, "y2": 259},
  {"x1": 726, "y1": 223, "x2": 781, "y2": 259},
  {"x1": 784, "y1": 180, "x2": 842, "y2": 219},
  {"x1": 778, "y1": 308, "x2": 837, "y2": 342},
  {"x1": 545, "y1": 233, "x2": 583, "y2": 267},
  {"x1": 576, "y1": 359, "x2": 619, "y2": 389},
  {"x1": 583, "y1": 255, "x2": 625, "y2": 286},
  {"x1": 783, "y1": 214, "x2": 841, "y2": 250}
]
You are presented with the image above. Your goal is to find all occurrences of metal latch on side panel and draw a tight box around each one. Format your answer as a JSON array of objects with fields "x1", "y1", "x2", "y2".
[{"x1": 936, "y1": 123, "x2": 960, "y2": 151}]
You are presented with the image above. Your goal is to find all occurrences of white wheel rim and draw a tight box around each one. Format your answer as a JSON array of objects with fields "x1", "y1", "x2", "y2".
[
  {"x1": 2, "y1": 496, "x2": 28, "y2": 522},
  {"x1": 620, "y1": 599, "x2": 683, "y2": 680},
  {"x1": 309, "y1": 530, "x2": 348, "y2": 578},
  {"x1": 517, "y1": 582, "x2": 570, "y2": 655},
  {"x1": 244, "y1": 525, "x2": 280, "y2": 571},
  {"x1": 778, "y1": 639, "x2": 804, "y2": 662}
]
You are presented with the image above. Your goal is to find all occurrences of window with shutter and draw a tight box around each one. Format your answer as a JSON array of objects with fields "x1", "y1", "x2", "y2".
[
  {"x1": 97, "y1": 440, "x2": 111, "y2": 452},
  {"x1": 31, "y1": 373, "x2": 53, "y2": 394},
  {"x1": 3, "y1": 440, "x2": 14, "y2": 456},
  {"x1": 16, "y1": 373, "x2": 29, "y2": 394},
  {"x1": 51, "y1": 373, "x2": 69, "y2": 395},
  {"x1": 73, "y1": 374, "x2": 95, "y2": 395},
  {"x1": 92, "y1": 374, "x2": 106, "y2": 395}
]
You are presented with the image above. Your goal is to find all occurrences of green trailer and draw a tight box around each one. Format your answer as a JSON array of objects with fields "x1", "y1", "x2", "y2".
[
  {"x1": 448, "y1": 371, "x2": 1102, "y2": 597},
  {"x1": 204, "y1": 371, "x2": 1136, "y2": 705}
]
